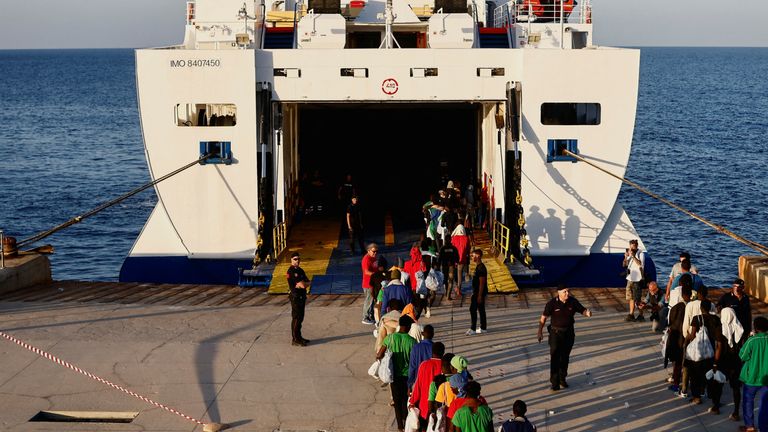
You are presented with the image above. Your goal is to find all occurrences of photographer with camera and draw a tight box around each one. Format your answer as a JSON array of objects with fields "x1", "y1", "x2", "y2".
[{"x1": 623, "y1": 239, "x2": 645, "y2": 322}]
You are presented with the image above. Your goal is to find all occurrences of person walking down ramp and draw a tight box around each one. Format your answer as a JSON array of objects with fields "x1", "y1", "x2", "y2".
[{"x1": 537, "y1": 285, "x2": 592, "y2": 391}]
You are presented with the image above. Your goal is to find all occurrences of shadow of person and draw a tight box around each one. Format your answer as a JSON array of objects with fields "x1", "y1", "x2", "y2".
[
  {"x1": 563, "y1": 209, "x2": 581, "y2": 248},
  {"x1": 543, "y1": 208, "x2": 563, "y2": 249},
  {"x1": 526, "y1": 205, "x2": 545, "y2": 249}
]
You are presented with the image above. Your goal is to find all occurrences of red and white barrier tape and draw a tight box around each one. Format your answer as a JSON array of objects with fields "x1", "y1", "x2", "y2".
[{"x1": 0, "y1": 330, "x2": 204, "y2": 426}]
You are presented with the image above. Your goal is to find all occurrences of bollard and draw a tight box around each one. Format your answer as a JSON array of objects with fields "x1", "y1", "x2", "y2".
[{"x1": 0, "y1": 229, "x2": 4, "y2": 269}]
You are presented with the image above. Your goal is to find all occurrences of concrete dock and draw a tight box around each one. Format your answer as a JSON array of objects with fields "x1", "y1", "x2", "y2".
[{"x1": 1, "y1": 282, "x2": 767, "y2": 431}]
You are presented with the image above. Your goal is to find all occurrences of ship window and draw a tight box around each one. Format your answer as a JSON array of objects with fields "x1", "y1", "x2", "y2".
[
  {"x1": 540, "y1": 103, "x2": 600, "y2": 125},
  {"x1": 176, "y1": 103, "x2": 237, "y2": 127},
  {"x1": 547, "y1": 139, "x2": 578, "y2": 163},
  {"x1": 199, "y1": 141, "x2": 233, "y2": 165}
]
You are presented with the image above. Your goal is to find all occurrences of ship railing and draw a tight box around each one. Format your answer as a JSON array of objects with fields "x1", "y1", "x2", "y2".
[
  {"x1": 495, "y1": 0, "x2": 591, "y2": 27},
  {"x1": 273, "y1": 221, "x2": 288, "y2": 259},
  {"x1": 260, "y1": 3, "x2": 268, "y2": 49},
  {"x1": 292, "y1": 0, "x2": 302, "y2": 48},
  {"x1": 491, "y1": 5, "x2": 514, "y2": 47},
  {"x1": 491, "y1": 219, "x2": 512, "y2": 262},
  {"x1": 470, "y1": 0, "x2": 481, "y2": 47}
]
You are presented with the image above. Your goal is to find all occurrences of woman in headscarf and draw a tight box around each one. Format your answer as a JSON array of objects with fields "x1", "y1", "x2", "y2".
[{"x1": 720, "y1": 307, "x2": 745, "y2": 420}]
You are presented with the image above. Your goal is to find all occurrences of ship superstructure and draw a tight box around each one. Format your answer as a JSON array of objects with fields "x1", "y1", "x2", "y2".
[{"x1": 121, "y1": 0, "x2": 643, "y2": 286}]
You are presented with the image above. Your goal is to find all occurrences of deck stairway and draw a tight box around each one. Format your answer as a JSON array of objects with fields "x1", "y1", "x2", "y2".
[
  {"x1": 478, "y1": 27, "x2": 511, "y2": 48},
  {"x1": 263, "y1": 27, "x2": 295, "y2": 49}
]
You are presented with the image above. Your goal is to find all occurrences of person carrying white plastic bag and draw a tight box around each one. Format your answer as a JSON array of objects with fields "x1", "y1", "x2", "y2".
[
  {"x1": 404, "y1": 406, "x2": 420, "y2": 432},
  {"x1": 378, "y1": 349, "x2": 395, "y2": 384},
  {"x1": 684, "y1": 309, "x2": 719, "y2": 406},
  {"x1": 376, "y1": 315, "x2": 417, "y2": 431}
]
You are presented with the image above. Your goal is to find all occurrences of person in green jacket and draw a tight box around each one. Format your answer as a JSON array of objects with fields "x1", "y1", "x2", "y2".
[
  {"x1": 739, "y1": 316, "x2": 768, "y2": 432},
  {"x1": 451, "y1": 381, "x2": 493, "y2": 432},
  {"x1": 378, "y1": 315, "x2": 417, "y2": 432}
]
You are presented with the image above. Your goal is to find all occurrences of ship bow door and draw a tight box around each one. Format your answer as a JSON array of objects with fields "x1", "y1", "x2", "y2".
[{"x1": 256, "y1": 82, "x2": 274, "y2": 263}]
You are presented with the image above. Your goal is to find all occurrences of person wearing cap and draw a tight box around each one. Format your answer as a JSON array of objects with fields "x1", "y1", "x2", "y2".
[
  {"x1": 286, "y1": 252, "x2": 310, "y2": 347},
  {"x1": 537, "y1": 285, "x2": 592, "y2": 391},
  {"x1": 717, "y1": 278, "x2": 752, "y2": 340}
]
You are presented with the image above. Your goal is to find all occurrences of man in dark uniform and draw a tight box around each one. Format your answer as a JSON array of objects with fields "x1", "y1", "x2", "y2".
[
  {"x1": 286, "y1": 251, "x2": 310, "y2": 347},
  {"x1": 717, "y1": 278, "x2": 752, "y2": 340},
  {"x1": 537, "y1": 285, "x2": 592, "y2": 391}
]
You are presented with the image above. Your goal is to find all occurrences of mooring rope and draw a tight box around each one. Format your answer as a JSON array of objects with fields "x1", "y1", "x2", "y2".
[
  {"x1": 563, "y1": 149, "x2": 768, "y2": 256},
  {"x1": 0, "y1": 330, "x2": 206, "y2": 426},
  {"x1": 17, "y1": 153, "x2": 214, "y2": 248}
]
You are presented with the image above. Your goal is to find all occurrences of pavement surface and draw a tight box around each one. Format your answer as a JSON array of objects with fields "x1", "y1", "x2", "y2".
[{"x1": 0, "y1": 287, "x2": 764, "y2": 432}]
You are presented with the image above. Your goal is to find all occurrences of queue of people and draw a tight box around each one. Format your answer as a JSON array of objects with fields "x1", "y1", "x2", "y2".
[
  {"x1": 373, "y1": 311, "x2": 535, "y2": 432},
  {"x1": 292, "y1": 176, "x2": 767, "y2": 431},
  {"x1": 620, "y1": 243, "x2": 768, "y2": 432}
]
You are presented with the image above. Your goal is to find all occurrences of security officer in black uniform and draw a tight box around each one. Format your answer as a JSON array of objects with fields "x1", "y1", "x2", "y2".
[
  {"x1": 537, "y1": 285, "x2": 592, "y2": 391},
  {"x1": 286, "y1": 251, "x2": 310, "y2": 346}
]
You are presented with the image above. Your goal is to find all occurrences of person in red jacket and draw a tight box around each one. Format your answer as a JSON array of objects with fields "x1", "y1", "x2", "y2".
[
  {"x1": 451, "y1": 224, "x2": 470, "y2": 299},
  {"x1": 409, "y1": 342, "x2": 446, "y2": 431},
  {"x1": 403, "y1": 245, "x2": 423, "y2": 292}
]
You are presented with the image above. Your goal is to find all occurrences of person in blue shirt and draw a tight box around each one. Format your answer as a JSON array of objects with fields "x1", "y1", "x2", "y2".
[
  {"x1": 408, "y1": 325, "x2": 434, "y2": 388},
  {"x1": 670, "y1": 259, "x2": 705, "y2": 297}
]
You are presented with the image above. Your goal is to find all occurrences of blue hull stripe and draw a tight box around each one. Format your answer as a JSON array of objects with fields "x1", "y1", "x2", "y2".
[{"x1": 121, "y1": 252, "x2": 649, "y2": 288}]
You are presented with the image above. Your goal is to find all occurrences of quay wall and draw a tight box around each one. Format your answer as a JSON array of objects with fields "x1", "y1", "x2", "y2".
[
  {"x1": 0, "y1": 254, "x2": 52, "y2": 295},
  {"x1": 739, "y1": 255, "x2": 768, "y2": 303}
]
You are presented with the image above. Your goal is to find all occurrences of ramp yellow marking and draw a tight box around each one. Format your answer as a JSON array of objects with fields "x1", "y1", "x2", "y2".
[
  {"x1": 384, "y1": 212, "x2": 395, "y2": 246},
  {"x1": 469, "y1": 229, "x2": 519, "y2": 293},
  {"x1": 268, "y1": 218, "x2": 340, "y2": 294}
]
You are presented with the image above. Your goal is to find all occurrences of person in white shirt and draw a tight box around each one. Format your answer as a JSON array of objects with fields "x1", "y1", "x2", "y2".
[
  {"x1": 623, "y1": 239, "x2": 645, "y2": 322},
  {"x1": 665, "y1": 251, "x2": 699, "y2": 301}
]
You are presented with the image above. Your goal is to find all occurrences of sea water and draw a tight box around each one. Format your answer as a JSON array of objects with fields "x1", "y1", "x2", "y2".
[{"x1": 0, "y1": 48, "x2": 766, "y2": 285}]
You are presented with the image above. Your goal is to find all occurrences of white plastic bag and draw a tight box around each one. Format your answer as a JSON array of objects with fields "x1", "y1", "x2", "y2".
[
  {"x1": 660, "y1": 328, "x2": 669, "y2": 360},
  {"x1": 378, "y1": 350, "x2": 394, "y2": 384},
  {"x1": 426, "y1": 406, "x2": 447, "y2": 432},
  {"x1": 405, "y1": 407, "x2": 421, "y2": 432},
  {"x1": 705, "y1": 369, "x2": 727, "y2": 384},
  {"x1": 368, "y1": 359, "x2": 381, "y2": 380},
  {"x1": 685, "y1": 317, "x2": 713, "y2": 361}
]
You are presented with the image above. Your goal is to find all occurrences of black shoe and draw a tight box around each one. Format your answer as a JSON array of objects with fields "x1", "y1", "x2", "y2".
[
  {"x1": 559, "y1": 380, "x2": 569, "y2": 388},
  {"x1": 550, "y1": 384, "x2": 560, "y2": 391},
  {"x1": 624, "y1": 314, "x2": 635, "y2": 322},
  {"x1": 292, "y1": 340, "x2": 307, "y2": 347},
  {"x1": 300, "y1": 338, "x2": 311, "y2": 345},
  {"x1": 635, "y1": 315, "x2": 645, "y2": 322}
]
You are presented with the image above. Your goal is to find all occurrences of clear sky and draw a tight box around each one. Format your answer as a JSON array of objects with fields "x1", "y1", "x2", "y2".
[{"x1": 0, "y1": 0, "x2": 767, "y2": 49}]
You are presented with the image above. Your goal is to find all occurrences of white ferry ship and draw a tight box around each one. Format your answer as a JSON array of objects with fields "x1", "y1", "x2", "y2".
[{"x1": 120, "y1": 0, "x2": 644, "y2": 287}]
